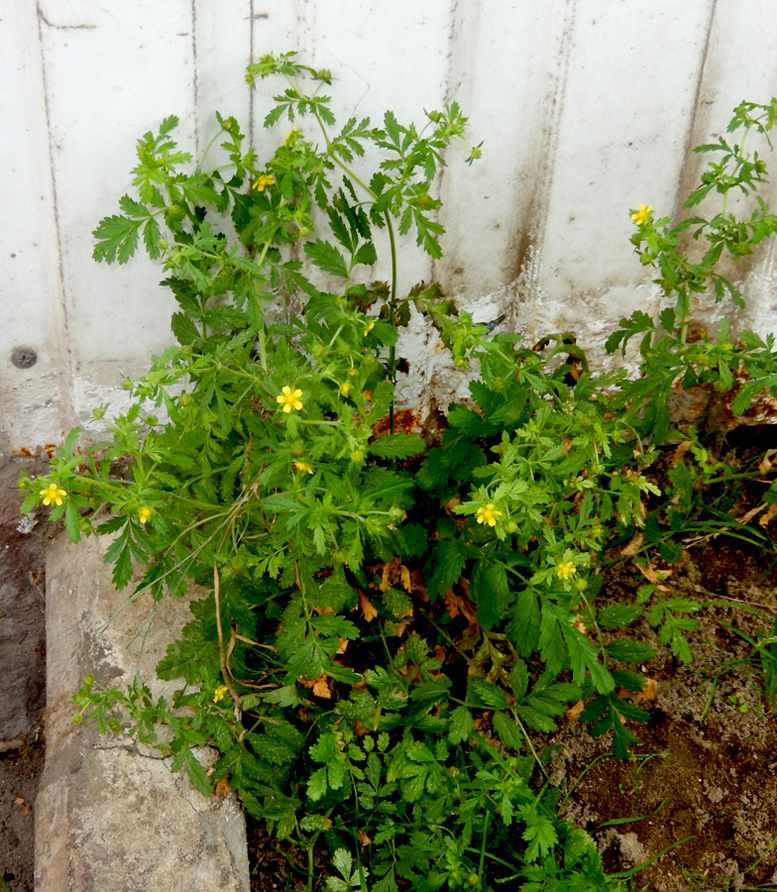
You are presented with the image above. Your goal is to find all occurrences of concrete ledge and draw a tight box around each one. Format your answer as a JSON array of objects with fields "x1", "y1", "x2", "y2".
[{"x1": 36, "y1": 534, "x2": 250, "y2": 892}]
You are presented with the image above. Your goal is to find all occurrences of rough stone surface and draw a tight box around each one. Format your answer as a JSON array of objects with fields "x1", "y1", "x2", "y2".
[{"x1": 37, "y1": 534, "x2": 250, "y2": 892}]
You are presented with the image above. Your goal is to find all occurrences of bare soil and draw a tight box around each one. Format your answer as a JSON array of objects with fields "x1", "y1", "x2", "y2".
[
  {"x1": 0, "y1": 459, "x2": 53, "y2": 892},
  {"x1": 552, "y1": 538, "x2": 777, "y2": 891}
]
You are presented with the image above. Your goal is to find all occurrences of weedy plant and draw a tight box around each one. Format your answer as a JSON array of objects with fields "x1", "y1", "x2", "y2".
[{"x1": 21, "y1": 53, "x2": 777, "y2": 890}]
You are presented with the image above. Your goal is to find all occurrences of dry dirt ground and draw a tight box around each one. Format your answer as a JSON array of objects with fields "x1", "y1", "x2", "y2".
[
  {"x1": 3, "y1": 452, "x2": 777, "y2": 892},
  {"x1": 552, "y1": 538, "x2": 777, "y2": 892},
  {"x1": 0, "y1": 459, "x2": 53, "y2": 892}
]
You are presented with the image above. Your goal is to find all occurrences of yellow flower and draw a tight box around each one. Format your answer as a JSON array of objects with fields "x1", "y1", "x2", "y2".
[
  {"x1": 475, "y1": 504, "x2": 502, "y2": 527},
  {"x1": 293, "y1": 461, "x2": 314, "y2": 474},
  {"x1": 363, "y1": 320, "x2": 375, "y2": 335},
  {"x1": 348, "y1": 369, "x2": 358, "y2": 377},
  {"x1": 556, "y1": 561, "x2": 577, "y2": 580},
  {"x1": 253, "y1": 173, "x2": 276, "y2": 192},
  {"x1": 40, "y1": 483, "x2": 66, "y2": 506},
  {"x1": 277, "y1": 385, "x2": 303, "y2": 413},
  {"x1": 340, "y1": 382, "x2": 352, "y2": 396},
  {"x1": 281, "y1": 126, "x2": 300, "y2": 146},
  {"x1": 630, "y1": 203, "x2": 652, "y2": 226},
  {"x1": 213, "y1": 685, "x2": 228, "y2": 703},
  {"x1": 138, "y1": 505, "x2": 153, "y2": 524}
]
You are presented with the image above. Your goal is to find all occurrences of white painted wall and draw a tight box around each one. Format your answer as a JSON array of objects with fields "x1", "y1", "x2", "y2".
[{"x1": 4, "y1": 0, "x2": 777, "y2": 452}]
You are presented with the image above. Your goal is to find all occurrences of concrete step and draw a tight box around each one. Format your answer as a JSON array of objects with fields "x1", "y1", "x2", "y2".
[{"x1": 37, "y1": 534, "x2": 250, "y2": 892}]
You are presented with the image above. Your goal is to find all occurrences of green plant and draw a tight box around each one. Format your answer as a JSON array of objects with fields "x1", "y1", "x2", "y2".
[{"x1": 22, "y1": 56, "x2": 777, "y2": 890}]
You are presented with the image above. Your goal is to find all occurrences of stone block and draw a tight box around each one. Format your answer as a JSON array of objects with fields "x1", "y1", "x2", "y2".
[{"x1": 36, "y1": 534, "x2": 249, "y2": 892}]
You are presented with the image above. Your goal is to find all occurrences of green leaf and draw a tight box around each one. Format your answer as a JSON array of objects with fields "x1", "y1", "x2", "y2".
[
  {"x1": 368, "y1": 433, "x2": 426, "y2": 459},
  {"x1": 119, "y1": 195, "x2": 149, "y2": 217},
  {"x1": 304, "y1": 240, "x2": 348, "y2": 278},
  {"x1": 64, "y1": 500, "x2": 82, "y2": 543},
  {"x1": 468, "y1": 678, "x2": 507, "y2": 710},
  {"x1": 401, "y1": 772, "x2": 426, "y2": 802},
  {"x1": 515, "y1": 704, "x2": 557, "y2": 734},
  {"x1": 331, "y1": 848, "x2": 355, "y2": 882},
  {"x1": 157, "y1": 639, "x2": 220, "y2": 685},
  {"x1": 597, "y1": 602, "x2": 643, "y2": 630},
  {"x1": 520, "y1": 807, "x2": 558, "y2": 861},
  {"x1": 470, "y1": 560, "x2": 510, "y2": 628},
  {"x1": 427, "y1": 539, "x2": 467, "y2": 599},
  {"x1": 604, "y1": 639, "x2": 656, "y2": 663},
  {"x1": 565, "y1": 627, "x2": 614, "y2": 694},
  {"x1": 510, "y1": 658, "x2": 529, "y2": 702},
  {"x1": 143, "y1": 217, "x2": 162, "y2": 258},
  {"x1": 182, "y1": 747, "x2": 213, "y2": 797},
  {"x1": 353, "y1": 241, "x2": 377, "y2": 266},
  {"x1": 447, "y1": 705, "x2": 474, "y2": 744},
  {"x1": 493, "y1": 710, "x2": 525, "y2": 751},
  {"x1": 92, "y1": 215, "x2": 141, "y2": 264},
  {"x1": 312, "y1": 566, "x2": 358, "y2": 612},
  {"x1": 509, "y1": 589, "x2": 541, "y2": 657},
  {"x1": 307, "y1": 766, "x2": 328, "y2": 801}
]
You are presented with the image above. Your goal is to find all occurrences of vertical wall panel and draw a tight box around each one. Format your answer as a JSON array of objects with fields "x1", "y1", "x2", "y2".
[
  {"x1": 37, "y1": 0, "x2": 197, "y2": 427},
  {"x1": 435, "y1": 3, "x2": 577, "y2": 305},
  {"x1": 289, "y1": 0, "x2": 453, "y2": 294},
  {"x1": 1, "y1": 3, "x2": 72, "y2": 449},
  {"x1": 677, "y1": 0, "x2": 777, "y2": 339},
  {"x1": 4, "y1": 0, "x2": 777, "y2": 449},
  {"x1": 526, "y1": 1, "x2": 716, "y2": 347}
]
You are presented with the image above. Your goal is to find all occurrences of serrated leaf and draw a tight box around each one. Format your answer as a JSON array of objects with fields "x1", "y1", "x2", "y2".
[
  {"x1": 447, "y1": 704, "x2": 475, "y2": 744},
  {"x1": 331, "y1": 847, "x2": 354, "y2": 881},
  {"x1": 354, "y1": 241, "x2": 377, "y2": 266},
  {"x1": 312, "y1": 566, "x2": 358, "y2": 612},
  {"x1": 613, "y1": 698, "x2": 651, "y2": 723},
  {"x1": 428, "y1": 539, "x2": 467, "y2": 599},
  {"x1": 597, "y1": 602, "x2": 643, "y2": 630},
  {"x1": 182, "y1": 747, "x2": 213, "y2": 797},
  {"x1": 493, "y1": 710, "x2": 525, "y2": 751},
  {"x1": 157, "y1": 638, "x2": 220, "y2": 685},
  {"x1": 520, "y1": 808, "x2": 558, "y2": 861},
  {"x1": 510, "y1": 659, "x2": 529, "y2": 702},
  {"x1": 171, "y1": 312, "x2": 200, "y2": 345},
  {"x1": 143, "y1": 216, "x2": 162, "y2": 258},
  {"x1": 401, "y1": 772, "x2": 426, "y2": 802},
  {"x1": 306, "y1": 766, "x2": 328, "y2": 801},
  {"x1": 604, "y1": 639, "x2": 656, "y2": 663},
  {"x1": 119, "y1": 195, "x2": 149, "y2": 217},
  {"x1": 304, "y1": 239, "x2": 348, "y2": 278},
  {"x1": 64, "y1": 500, "x2": 82, "y2": 544},
  {"x1": 300, "y1": 814, "x2": 333, "y2": 832},
  {"x1": 468, "y1": 678, "x2": 507, "y2": 710},
  {"x1": 470, "y1": 560, "x2": 510, "y2": 628},
  {"x1": 368, "y1": 433, "x2": 426, "y2": 459},
  {"x1": 92, "y1": 215, "x2": 141, "y2": 264},
  {"x1": 516, "y1": 704, "x2": 557, "y2": 734},
  {"x1": 509, "y1": 589, "x2": 541, "y2": 657}
]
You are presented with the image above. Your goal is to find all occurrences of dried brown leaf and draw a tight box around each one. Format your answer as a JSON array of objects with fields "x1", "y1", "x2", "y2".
[
  {"x1": 359, "y1": 590, "x2": 379, "y2": 622},
  {"x1": 620, "y1": 532, "x2": 644, "y2": 558},
  {"x1": 759, "y1": 502, "x2": 777, "y2": 527}
]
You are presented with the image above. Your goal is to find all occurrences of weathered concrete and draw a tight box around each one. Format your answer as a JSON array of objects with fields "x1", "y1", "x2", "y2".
[{"x1": 36, "y1": 534, "x2": 250, "y2": 892}]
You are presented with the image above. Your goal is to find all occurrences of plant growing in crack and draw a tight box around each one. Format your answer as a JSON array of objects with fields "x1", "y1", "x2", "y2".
[{"x1": 22, "y1": 56, "x2": 777, "y2": 891}]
